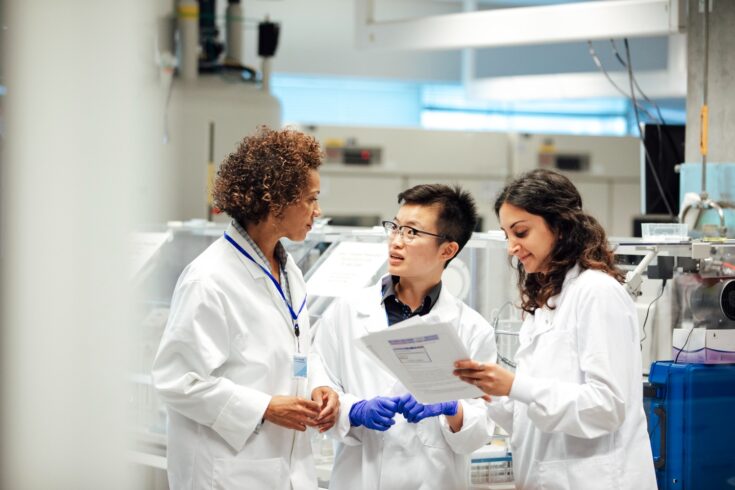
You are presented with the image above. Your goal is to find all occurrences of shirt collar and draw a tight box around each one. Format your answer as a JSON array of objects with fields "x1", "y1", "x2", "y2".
[
  {"x1": 380, "y1": 274, "x2": 442, "y2": 312},
  {"x1": 232, "y1": 219, "x2": 288, "y2": 269}
]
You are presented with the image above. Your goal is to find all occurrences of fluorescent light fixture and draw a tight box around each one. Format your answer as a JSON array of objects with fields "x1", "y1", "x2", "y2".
[{"x1": 356, "y1": 0, "x2": 684, "y2": 51}]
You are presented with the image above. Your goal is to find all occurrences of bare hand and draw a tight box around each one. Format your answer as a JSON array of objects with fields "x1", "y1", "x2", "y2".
[
  {"x1": 453, "y1": 359, "x2": 515, "y2": 397},
  {"x1": 264, "y1": 395, "x2": 321, "y2": 431},
  {"x1": 311, "y1": 386, "x2": 340, "y2": 433}
]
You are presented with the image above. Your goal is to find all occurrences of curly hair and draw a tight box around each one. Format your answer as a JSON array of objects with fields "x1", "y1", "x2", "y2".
[
  {"x1": 213, "y1": 126, "x2": 322, "y2": 226},
  {"x1": 494, "y1": 169, "x2": 624, "y2": 314}
]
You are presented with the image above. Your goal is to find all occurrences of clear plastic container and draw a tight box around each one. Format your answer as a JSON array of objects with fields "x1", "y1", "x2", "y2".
[{"x1": 641, "y1": 223, "x2": 689, "y2": 242}]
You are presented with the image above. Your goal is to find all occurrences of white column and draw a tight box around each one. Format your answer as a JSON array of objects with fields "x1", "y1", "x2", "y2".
[{"x1": 1, "y1": 1, "x2": 158, "y2": 488}]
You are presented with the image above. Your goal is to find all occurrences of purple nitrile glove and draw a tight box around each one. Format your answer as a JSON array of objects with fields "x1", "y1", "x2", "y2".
[
  {"x1": 405, "y1": 400, "x2": 459, "y2": 423},
  {"x1": 349, "y1": 396, "x2": 400, "y2": 431},
  {"x1": 395, "y1": 393, "x2": 418, "y2": 413},
  {"x1": 395, "y1": 393, "x2": 422, "y2": 422}
]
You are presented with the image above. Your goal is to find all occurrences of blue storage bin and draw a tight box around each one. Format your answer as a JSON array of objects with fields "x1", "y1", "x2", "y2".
[{"x1": 646, "y1": 361, "x2": 735, "y2": 489}]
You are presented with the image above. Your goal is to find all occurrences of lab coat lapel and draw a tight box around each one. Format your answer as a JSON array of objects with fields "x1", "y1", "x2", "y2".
[
  {"x1": 516, "y1": 265, "x2": 583, "y2": 357},
  {"x1": 284, "y1": 254, "x2": 308, "y2": 322},
  {"x1": 421, "y1": 286, "x2": 461, "y2": 325},
  {"x1": 353, "y1": 280, "x2": 405, "y2": 388},
  {"x1": 354, "y1": 280, "x2": 389, "y2": 334},
  {"x1": 224, "y1": 224, "x2": 295, "y2": 330}
]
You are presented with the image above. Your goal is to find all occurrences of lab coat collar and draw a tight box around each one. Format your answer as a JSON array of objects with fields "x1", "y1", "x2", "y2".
[
  {"x1": 224, "y1": 223, "x2": 270, "y2": 282},
  {"x1": 354, "y1": 275, "x2": 461, "y2": 333},
  {"x1": 546, "y1": 263, "x2": 582, "y2": 309},
  {"x1": 520, "y1": 263, "x2": 583, "y2": 345},
  {"x1": 224, "y1": 223, "x2": 307, "y2": 328}
]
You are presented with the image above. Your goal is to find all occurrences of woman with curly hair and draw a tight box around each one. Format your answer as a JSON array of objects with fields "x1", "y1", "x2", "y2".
[
  {"x1": 153, "y1": 126, "x2": 339, "y2": 490},
  {"x1": 454, "y1": 169, "x2": 656, "y2": 489}
]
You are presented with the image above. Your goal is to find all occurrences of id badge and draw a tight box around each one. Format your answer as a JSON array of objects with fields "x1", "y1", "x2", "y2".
[{"x1": 293, "y1": 354, "x2": 307, "y2": 379}]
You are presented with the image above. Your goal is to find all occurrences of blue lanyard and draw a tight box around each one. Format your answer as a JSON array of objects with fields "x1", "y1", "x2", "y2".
[{"x1": 224, "y1": 233, "x2": 306, "y2": 339}]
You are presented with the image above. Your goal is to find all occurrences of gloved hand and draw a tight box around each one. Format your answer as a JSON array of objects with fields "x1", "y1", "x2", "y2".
[
  {"x1": 395, "y1": 393, "x2": 421, "y2": 422},
  {"x1": 400, "y1": 395, "x2": 458, "y2": 423},
  {"x1": 349, "y1": 396, "x2": 400, "y2": 431}
]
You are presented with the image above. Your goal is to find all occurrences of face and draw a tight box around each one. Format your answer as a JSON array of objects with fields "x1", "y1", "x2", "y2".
[
  {"x1": 387, "y1": 204, "x2": 458, "y2": 281},
  {"x1": 498, "y1": 203, "x2": 556, "y2": 274},
  {"x1": 279, "y1": 170, "x2": 321, "y2": 242}
]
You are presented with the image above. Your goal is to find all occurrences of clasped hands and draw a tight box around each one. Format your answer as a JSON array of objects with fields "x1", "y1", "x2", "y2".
[
  {"x1": 349, "y1": 393, "x2": 458, "y2": 431},
  {"x1": 264, "y1": 386, "x2": 340, "y2": 433}
]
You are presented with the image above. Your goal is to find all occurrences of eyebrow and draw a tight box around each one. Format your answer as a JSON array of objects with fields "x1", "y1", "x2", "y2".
[
  {"x1": 394, "y1": 217, "x2": 423, "y2": 227},
  {"x1": 500, "y1": 220, "x2": 527, "y2": 233},
  {"x1": 509, "y1": 220, "x2": 527, "y2": 229}
]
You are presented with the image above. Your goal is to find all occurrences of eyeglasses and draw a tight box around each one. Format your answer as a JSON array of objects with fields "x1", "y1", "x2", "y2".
[{"x1": 381, "y1": 220, "x2": 448, "y2": 243}]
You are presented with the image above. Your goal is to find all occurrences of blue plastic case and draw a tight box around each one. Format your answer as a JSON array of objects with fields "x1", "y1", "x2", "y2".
[{"x1": 646, "y1": 361, "x2": 735, "y2": 489}]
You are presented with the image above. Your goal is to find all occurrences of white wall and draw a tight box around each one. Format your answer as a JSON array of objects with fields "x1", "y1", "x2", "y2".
[{"x1": 306, "y1": 125, "x2": 640, "y2": 237}]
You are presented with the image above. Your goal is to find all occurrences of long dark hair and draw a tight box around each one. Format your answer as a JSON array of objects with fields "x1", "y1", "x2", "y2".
[{"x1": 494, "y1": 169, "x2": 624, "y2": 313}]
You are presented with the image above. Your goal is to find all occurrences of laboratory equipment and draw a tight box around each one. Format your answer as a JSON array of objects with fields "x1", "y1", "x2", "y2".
[
  {"x1": 177, "y1": 0, "x2": 199, "y2": 81},
  {"x1": 679, "y1": 162, "x2": 735, "y2": 239},
  {"x1": 645, "y1": 361, "x2": 735, "y2": 490},
  {"x1": 470, "y1": 438, "x2": 514, "y2": 487},
  {"x1": 225, "y1": 0, "x2": 243, "y2": 66},
  {"x1": 614, "y1": 236, "x2": 735, "y2": 364}
]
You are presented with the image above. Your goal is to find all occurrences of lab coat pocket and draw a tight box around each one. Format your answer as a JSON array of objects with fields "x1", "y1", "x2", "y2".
[
  {"x1": 536, "y1": 452, "x2": 618, "y2": 490},
  {"x1": 212, "y1": 456, "x2": 289, "y2": 490}
]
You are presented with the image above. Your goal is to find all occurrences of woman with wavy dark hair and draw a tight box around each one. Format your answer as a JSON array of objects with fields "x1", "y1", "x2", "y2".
[
  {"x1": 454, "y1": 169, "x2": 656, "y2": 489},
  {"x1": 153, "y1": 126, "x2": 339, "y2": 490}
]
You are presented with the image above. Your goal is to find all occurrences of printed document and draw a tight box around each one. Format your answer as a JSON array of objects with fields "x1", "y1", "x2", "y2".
[{"x1": 358, "y1": 316, "x2": 484, "y2": 404}]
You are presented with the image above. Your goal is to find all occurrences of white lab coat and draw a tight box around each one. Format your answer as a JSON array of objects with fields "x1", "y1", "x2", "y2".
[
  {"x1": 487, "y1": 265, "x2": 657, "y2": 490},
  {"x1": 310, "y1": 277, "x2": 497, "y2": 490},
  {"x1": 152, "y1": 223, "x2": 319, "y2": 490}
]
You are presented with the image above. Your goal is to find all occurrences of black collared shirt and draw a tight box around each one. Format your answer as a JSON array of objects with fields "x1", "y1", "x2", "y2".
[{"x1": 381, "y1": 275, "x2": 442, "y2": 326}]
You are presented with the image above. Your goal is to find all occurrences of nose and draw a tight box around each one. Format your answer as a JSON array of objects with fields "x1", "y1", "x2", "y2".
[
  {"x1": 389, "y1": 230, "x2": 405, "y2": 247},
  {"x1": 507, "y1": 237, "x2": 520, "y2": 256},
  {"x1": 314, "y1": 202, "x2": 322, "y2": 217}
]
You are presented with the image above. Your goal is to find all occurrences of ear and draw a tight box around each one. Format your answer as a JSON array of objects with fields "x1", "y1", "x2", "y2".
[{"x1": 440, "y1": 241, "x2": 460, "y2": 262}]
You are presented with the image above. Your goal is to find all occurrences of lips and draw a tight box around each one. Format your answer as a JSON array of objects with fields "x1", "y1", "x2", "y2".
[{"x1": 389, "y1": 253, "x2": 404, "y2": 266}]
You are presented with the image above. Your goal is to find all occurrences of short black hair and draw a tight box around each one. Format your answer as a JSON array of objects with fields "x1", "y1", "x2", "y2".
[{"x1": 397, "y1": 184, "x2": 478, "y2": 262}]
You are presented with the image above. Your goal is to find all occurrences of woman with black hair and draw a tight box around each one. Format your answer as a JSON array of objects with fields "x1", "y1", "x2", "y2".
[{"x1": 454, "y1": 169, "x2": 656, "y2": 489}]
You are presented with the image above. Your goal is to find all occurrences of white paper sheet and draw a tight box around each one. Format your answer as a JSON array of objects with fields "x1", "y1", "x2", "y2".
[
  {"x1": 357, "y1": 316, "x2": 485, "y2": 404},
  {"x1": 306, "y1": 241, "x2": 387, "y2": 297}
]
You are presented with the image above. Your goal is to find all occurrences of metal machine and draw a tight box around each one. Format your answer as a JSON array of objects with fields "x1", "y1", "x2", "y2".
[
  {"x1": 156, "y1": 1, "x2": 283, "y2": 222},
  {"x1": 617, "y1": 235, "x2": 735, "y2": 363}
]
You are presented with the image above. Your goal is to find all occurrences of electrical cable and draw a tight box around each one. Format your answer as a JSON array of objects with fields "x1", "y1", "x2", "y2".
[
  {"x1": 587, "y1": 39, "x2": 677, "y2": 216},
  {"x1": 610, "y1": 39, "x2": 684, "y2": 213},
  {"x1": 640, "y1": 278, "x2": 667, "y2": 348},
  {"x1": 609, "y1": 39, "x2": 667, "y2": 188},
  {"x1": 624, "y1": 39, "x2": 675, "y2": 217},
  {"x1": 610, "y1": 39, "x2": 668, "y2": 126},
  {"x1": 674, "y1": 322, "x2": 695, "y2": 364},
  {"x1": 586, "y1": 41, "x2": 658, "y2": 122}
]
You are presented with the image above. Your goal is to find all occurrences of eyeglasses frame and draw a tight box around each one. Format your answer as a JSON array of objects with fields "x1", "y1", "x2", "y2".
[{"x1": 381, "y1": 220, "x2": 449, "y2": 242}]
